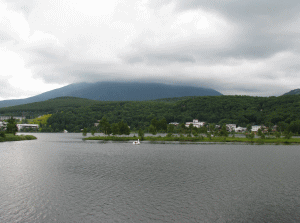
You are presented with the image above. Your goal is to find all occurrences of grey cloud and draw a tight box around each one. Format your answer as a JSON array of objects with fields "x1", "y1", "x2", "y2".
[
  {"x1": 160, "y1": 0, "x2": 300, "y2": 21},
  {"x1": 0, "y1": 31, "x2": 14, "y2": 43},
  {"x1": 144, "y1": 0, "x2": 300, "y2": 62},
  {"x1": 3, "y1": 0, "x2": 36, "y2": 17},
  {"x1": 125, "y1": 53, "x2": 196, "y2": 65}
]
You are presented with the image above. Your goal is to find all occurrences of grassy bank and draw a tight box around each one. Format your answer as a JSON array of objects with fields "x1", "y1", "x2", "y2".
[
  {"x1": 0, "y1": 134, "x2": 37, "y2": 142},
  {"x1": 84, "y1": 135, "x2": 300, "y2": 144}
]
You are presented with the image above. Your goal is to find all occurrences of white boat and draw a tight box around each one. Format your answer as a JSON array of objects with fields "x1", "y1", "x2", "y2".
[{"x1": 133, "y1": 139, "x2": 140, "y2": 145}]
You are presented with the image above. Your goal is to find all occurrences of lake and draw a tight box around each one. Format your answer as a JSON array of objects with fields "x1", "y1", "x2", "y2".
[{"x1": 1, "y1": 133, "x2": 300, "y2": 222}]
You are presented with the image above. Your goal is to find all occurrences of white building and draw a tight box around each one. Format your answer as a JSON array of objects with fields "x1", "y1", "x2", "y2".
[
  {"x1": 226, "y1": 124, "x2": 236, "y2": 132},
  {"x1": 17, "y1": 124, "x2": 39, "y2": 131},
  {"x1": 169, "y1": 122, "x2": 179, "y2": 126},
  {"x1": 185, "y1": 119, "x2": 206, "y2": 128},
  {"x1": 251, "y1": 125, "x2": 261, "y2": 132},
  {"x1": 235, "y1": 127, "x2": 247, "y2": 133}
]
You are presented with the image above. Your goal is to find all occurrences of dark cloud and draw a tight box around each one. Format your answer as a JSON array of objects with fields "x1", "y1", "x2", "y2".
[
  {"x1": 125, "y1": 53, "x2": 196, "y2": 65},
  {"x1": 155, "y1": 0, "x2": 300, "y2": 20},
  {"x1": 144, "y1": 0, "x2": 300, "y2": 62}
]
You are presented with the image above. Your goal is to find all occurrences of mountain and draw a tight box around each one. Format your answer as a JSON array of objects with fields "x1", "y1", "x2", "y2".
[
  {"x1": 0, "y1": 82, "x2": 222, "y2": 108},
  {"x1": 283, "y1": 89, "x2": 300, "y2": 95}
]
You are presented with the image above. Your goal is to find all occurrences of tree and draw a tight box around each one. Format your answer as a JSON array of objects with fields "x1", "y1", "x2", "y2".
[
  {"x1": 82, "y1": 127, "x2": 87, "y2": 136},
  {"x1": 220, "y1": 125, "x2": 228, "y2": 137},
  {"x1": 111, "y1": 123, "x2": 120, "y2": 135},
  {"x1": 288, "y1": 120, "x2": 300, "y2": 134},
  {"x1": 188, "y1": 123, "x2": 193, "y2": 133},
  {"x1": 180, "y1": 123, "x2": 186, "y2": 134},
  {"x1": 246, "y1": 124, "x2": 252, "y2": 133},
  {"x1": 249, "y1": 132, "x2": 255, "y2": 141},
  {"x1": 6, "y1": 117, "x2": 18, "y2": 135},
  {"x1": 192, "y1": 129, "x2": 198, "y2": 137},
  {"x1": 91, "y1": 126, "x2": 96, "y2": 136},
  {"x1": 277, "y1": 121, "x2": 287, "y2": 133},
  {"x1": 99, "y1": 118, "x2": 111, "y2": 135},
  {"x1": 151, "y1": 118, "x2": 158, "y2": 130},
  {"x1": 118, "y1": 121, "x2": 130, "y2": 135},
  {"x1": 283, "y1": 130, "x2": 292, "y2": 139},
  {"x1": 257, "y1": 128, "x2": 262, "y2": 137},
  {"x1": 209, "y1": 124, "x2": 215, "y2": 132},
  {"x1": 275, "y1": 131, "x2": 281, "y2": 139},
  {"x1": 167, "y1": 124, "x2": 175, "y2": 133},
  {"x1": 138, "y1": 128, "x2": 144, "y2": 140},
  {"x1": 0, "y1": 131, "x2": 5, "y2": 138},
  {"x1": 158, "y1": 118, "x2": 168, "y2": 132},
  {"x1": 199, "y1": 126, "x2": 207, "y2": 134},
  {"x1": 149, "y1": 125, "x2": 157, "y2": 135}
]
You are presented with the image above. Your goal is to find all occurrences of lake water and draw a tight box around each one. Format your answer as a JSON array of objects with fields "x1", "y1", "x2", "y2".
[{"x1": 1, "y1": 133, "x2": 300, "y2": 222}]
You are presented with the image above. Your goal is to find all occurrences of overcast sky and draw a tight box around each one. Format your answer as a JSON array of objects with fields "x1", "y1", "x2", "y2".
[{"x1": 1, "y1": 0, "x2": 300, "y2": 100}]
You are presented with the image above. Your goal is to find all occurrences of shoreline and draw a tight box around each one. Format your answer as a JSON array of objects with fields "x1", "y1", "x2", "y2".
[{"x1": 84, "y1": 135, "x2": 300, "y2": 145}]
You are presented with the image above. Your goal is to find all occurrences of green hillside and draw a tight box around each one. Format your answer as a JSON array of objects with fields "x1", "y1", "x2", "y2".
[
  {"x1": 0, "y1": 97, "x2": 100, "y2": 116},
  {"x1": 1, "y1": 95, "x2": 300, "y2": 133}
]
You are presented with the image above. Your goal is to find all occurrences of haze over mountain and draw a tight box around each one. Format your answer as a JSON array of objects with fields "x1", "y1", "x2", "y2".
[
  {"x1": 283, "y1": 89, "x2": 300, "y2": 96},
  {"x1": 0, "y1": 82, "x2": 222, "y2": 108}
]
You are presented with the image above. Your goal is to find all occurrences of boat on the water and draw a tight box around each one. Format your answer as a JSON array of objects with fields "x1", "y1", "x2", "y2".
[{"x1": 133, "y1": 139, "x2": 140, "y2": 145}]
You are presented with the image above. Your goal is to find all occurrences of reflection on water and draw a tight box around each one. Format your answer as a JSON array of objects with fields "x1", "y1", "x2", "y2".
[{"x1": 1, "y1": 133, "x2": 300, "y2": 222}]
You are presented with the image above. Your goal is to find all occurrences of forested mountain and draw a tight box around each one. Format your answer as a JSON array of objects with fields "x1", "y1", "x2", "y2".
[
  {"x1": 1, "y1": 95, "x2": 300, "y2": 133},
  {"x1": 283, "y1": 89, "x2": 300, "y2": 95},
  {"x1": 0, "y1": 82, "x2": 222, "y2": 108}
]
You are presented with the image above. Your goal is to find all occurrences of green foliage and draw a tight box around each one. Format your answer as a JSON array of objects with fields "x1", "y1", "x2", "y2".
[
  {"x1": 111, "y1": 123, "x2": 119, "y2": 135},
  {"x1": 99, "y1": 118, "x2": 111, "y2": 135},
  {"x1": 246, "y1": 124, "x2": 252, "y2": 132},
  {"x1": 257, "y1": 128, "x2": 263, "y2": 136},
  {"x1": 6, "y1": 117, "x2": 18, "y2": 135},
  {"x1": 166, "y1": 132, "x2": 173, "y2": 137},
  {"x1": 1, "y1": 134, "x2": 36, "y2": 142},
  {"x1": 90, "y1": 126, "x2": 97, "y2": 136},
  {"x1": 275, "y1": 131, "x2": 281, "y2": 139},
  {"x1": 149, "y1": 125, "x2": 157, "y2": 135},
  {"x1": 220, "y1": 125, "x2": 228, "y2": 137},
  {"x1": 283, "y1": 131, "x2": 292, "y2": 139},
  {"x1": 180, "y1": 123, "x2": 186, "y2": 134},
  {"x1": 249, "y1": 132, "x2": 255, "y2": 141},
  {"x1": 167, "y1": 124, "x2": 175, "y2": 133},
  {"x1": 192, "y1": 129, "x2": 198, "y2": 137},
  {"x1": 0, "y1": 131, "x2": 5, "y2": 138},
  {"x1": 82, "y1": 127, "x2": 87, "y2": 136},
  {"x1": 118, "y1": 120, "x2": 130, "y2": 135},
  {"x1": 2, "y1": 95, "x2": 300, "y2": 133},
  {"x1": 231, "y1": 131, "x2": 235, "y2": 138},
  {"x1": 138, "y1": 128, "x2": 144, "y2": 140}
]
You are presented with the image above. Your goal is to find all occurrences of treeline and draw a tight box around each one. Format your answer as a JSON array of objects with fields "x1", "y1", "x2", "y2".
[{"x1": 2, "y1": 95, "x2": 300, "y2": 133}]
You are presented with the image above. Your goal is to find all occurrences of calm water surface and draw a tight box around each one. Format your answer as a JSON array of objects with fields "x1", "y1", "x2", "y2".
[{"x1": 1, "y1": 133, "x2": 300, "y2": 222}]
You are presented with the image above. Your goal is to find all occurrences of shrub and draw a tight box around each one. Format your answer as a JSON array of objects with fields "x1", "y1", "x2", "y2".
[{"x1": 0, "y1": 132, "x2": 5, "y2": 138}]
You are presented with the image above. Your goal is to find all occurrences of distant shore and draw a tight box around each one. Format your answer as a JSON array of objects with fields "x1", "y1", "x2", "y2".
[
  {"x1": 0, "y1": 134, "x2": 37, "y2": 142},
  {"x1": 84, "y1": 135, "x2": 300, "y2": 144}
]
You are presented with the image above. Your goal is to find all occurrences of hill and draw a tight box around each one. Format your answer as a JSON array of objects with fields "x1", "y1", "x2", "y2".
[
  {"x1": 0, "y1": 97, "x2": 101, "y2": 116},
  {"x1": 283, "y1": 89, "x2": 300, "y2": 95},
  {"x1": 0, "y1": 82, "x2": 222, "y2": 108},
  {"x1": 2, "y1": 95, "x2": 300, "y2": 133}
]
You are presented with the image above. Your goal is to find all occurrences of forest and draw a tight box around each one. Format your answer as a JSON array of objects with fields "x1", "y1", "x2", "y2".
[{"x1": 1, "y1": 95, "x2": 300, "y2": 133}]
